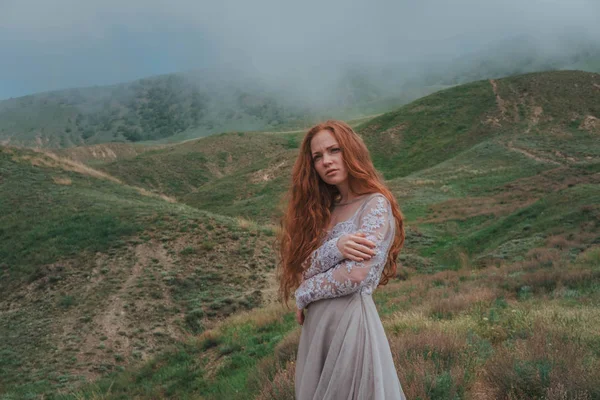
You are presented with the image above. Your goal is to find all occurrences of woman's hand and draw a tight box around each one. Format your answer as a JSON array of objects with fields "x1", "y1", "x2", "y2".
[
  {"x1": 296, "y1": 308, "x2": 305, "y2": 325},
  {"x1": 337, "y1": 232, "x2": 376, "y2": 262}
]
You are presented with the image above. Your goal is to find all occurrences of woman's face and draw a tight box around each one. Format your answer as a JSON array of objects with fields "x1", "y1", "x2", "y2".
[{"x1": 310, "y1": 129, "x2": 348, "y2": 186}]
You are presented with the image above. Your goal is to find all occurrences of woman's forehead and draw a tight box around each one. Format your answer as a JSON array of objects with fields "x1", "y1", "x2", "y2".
[{"x1": 310, "y1": 130, "x2": 337, "y2": 151}]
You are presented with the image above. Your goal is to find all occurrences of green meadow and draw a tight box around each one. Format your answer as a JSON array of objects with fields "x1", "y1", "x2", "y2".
[{"x1": 1, "y1": 70, "x2": 599, "y2": 399}]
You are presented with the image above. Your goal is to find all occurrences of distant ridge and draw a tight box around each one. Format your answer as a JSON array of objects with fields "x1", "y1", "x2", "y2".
[{"x1": 3, "y1": 37, "x2": 599, "y2": 149}]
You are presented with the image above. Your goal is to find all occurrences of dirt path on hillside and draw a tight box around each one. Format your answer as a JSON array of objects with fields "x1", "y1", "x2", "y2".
[
  {"x1": 489, "y1": 79, "x2": 507, "y2": 117},
  {"x1": 504, "y1": 141, "x2": 562, "y2": 166},
  {"x1": 72, "y1": 242, "x2": 180, "y2": 379}
]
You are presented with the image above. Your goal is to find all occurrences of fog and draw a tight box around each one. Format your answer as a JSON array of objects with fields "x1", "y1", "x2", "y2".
[{"x1": 1, "y1": 0, "x2": 599, "y2": 100}]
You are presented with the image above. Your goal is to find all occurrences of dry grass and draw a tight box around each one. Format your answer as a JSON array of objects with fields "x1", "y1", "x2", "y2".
[
  {"x1": 474, "y1": 321, "x2": 600, "y2": 399},
  {"x1": 273, "y1": 328, "x2": 301, "y2": 364},
  {"x1": 530, "y1": 305, "x2": 600, "y2": 343},
  {"x1": 421, "y1": 194, "x2": 537, "y2": 223},
  {"x1": 390, "y1": 327, "x2": 474, "y2": 399},
  {"x1": 134, "y1": 186, "x2": 177, "y2": 203},
  {"x1": 58, "y1": 240, "x2": 597, "y2": 399},
  {"x1": 247, "y1": 329, "x2": 300, "y2": 396},
  {"x1": 11, "y1": 146, "x2": 179, "y2": 203},
  {"x1": 223, "y1": 303, "x2": 287, "y2": 329},
  {"x1": 428, "y1": 286, "x2": 499, "y2": 320},
  {"x1": 235, "y1": 215, "x2": 260, "y2": 231},
  {"x1": 14, "y1": 148, "x2": 122, "y2": 183},
  {"x1": 255, "y1": 360, "x2": 296, "y2": 400},
  {"x1": 575, "y1": 246, "x2": 600, "y2": 266},
  {"x1": 52, "y1": 176, "x2": 72, "y2": 185}
]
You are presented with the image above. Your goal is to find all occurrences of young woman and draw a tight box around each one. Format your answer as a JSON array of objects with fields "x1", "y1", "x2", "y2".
[{"x1": 277, "y1": 120, "x2": 406, "y2": 399}]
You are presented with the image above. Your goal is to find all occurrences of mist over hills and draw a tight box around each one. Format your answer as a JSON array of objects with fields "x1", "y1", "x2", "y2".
[
  {"x1": 0, "y1": 71, "x2": 312, "y2": 147},
  {"x1": 1, "y1": 35, "x2": 599, "y2": 149},
  {"x1": 421, "y1": 33, "x2": 600, "y2": 85}
]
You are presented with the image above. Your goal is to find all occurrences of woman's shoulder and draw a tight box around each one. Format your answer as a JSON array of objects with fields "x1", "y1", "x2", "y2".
[
  {"x1": 362, "y1": 192, "x2": 389, "y2": 205},
  {"x1": 358, "y1": 192, "x2": 391, "y2": 215}
]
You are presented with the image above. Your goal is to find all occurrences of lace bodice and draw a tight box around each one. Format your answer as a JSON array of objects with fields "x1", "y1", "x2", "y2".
[{"x1": 295, "y1": 193, "x2": 395, "y2": 310}]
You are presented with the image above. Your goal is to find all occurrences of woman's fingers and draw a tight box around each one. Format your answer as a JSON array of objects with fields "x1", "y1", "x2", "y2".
[
  {"x1": 338, "y1": 233, "x2": 377, "y2": 261},
  {"x1": 352, "y1": 243, "x2": 376, "y2": 256},
  {"x1": 346, "y1": 248, "x2": 367, "y2": 261},
  {"x1": 348, "y1": 235, "x2": 376, "y2": 251},
  {"x1": 346, "y1": 246, "x2": 373, "y2": 259},
  {"x1": 346, "y1": 247, "x2": 374, "y2": 261},
  {"x1": 352, "y1": 235, "x2": 376, "y2": 248}
]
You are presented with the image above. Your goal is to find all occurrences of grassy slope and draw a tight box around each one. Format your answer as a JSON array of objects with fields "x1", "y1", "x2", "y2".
[
  {"x1": 2, "y1": 70, "x2": 600, "y2": 399},
  {"x1": 84, "y1": 116, "x2": 370, "y2": 224},
  {"x1": 61, "y1": 71, "x2": 599, "y2": 399},
  {"x1": 94, "y1": 71, "x2": 600, "y2": 229},
  {"x1": 68, "y1": 246, "x2": 600, "y2": 400},
  {"x1": 0, "y1": 147, "x2": 279, "y2": 398}
]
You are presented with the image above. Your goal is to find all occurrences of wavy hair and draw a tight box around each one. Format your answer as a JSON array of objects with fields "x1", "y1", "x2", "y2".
[{"x1": 277, "y1": 120, "x2": 405, "y2": 307}]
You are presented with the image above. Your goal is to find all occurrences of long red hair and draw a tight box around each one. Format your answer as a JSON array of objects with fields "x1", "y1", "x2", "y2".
[{"x1": 277, "y1": 120, "x2": 405, "y2": 307}]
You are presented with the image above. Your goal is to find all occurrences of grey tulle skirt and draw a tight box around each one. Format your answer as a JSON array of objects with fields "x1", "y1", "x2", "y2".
[{"x1": 295, "y1": 291, "x2": 406, "y2": 400}]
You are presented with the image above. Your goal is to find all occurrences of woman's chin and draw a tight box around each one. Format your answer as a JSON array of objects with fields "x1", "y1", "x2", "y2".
[{"x1": 324, "y1": 176, "x2": 344, "y2": 186}]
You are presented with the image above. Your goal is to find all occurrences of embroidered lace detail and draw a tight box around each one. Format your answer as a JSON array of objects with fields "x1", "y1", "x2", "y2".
[
  {"x1": 302, "y1": 237, "x2": 344, "y2": 280},
  {"x1": 295, "y1": 194, "x2": 394, "y2": 310}
]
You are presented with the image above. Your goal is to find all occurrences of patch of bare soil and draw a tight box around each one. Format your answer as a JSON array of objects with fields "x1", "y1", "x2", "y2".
[
  {"x1": 251, "y1": 159, "x2": 288, "y2": 183},
  {"x1": 52, "y1": 176, "x2": 72, "y2": 185},
  {"x1": 579, "y1": 115, "x2": 599, "y2": 133},
  {"x1": 484, "y1": 116, "x2": 502, "y2": 128},
  {"x1": 358, "y1": 123, "x2": 381, "y2": 137},
  {"x1": 381, "y1": 124, "x2": 405, "y2": 146},
  {"x1": 420, "y1": 167, "x2": 600, "y2": 224},
  {"x1": 260, "y1": 271, "x2": 281, "y2": 306},
  {"x1": 489, "y1": 79, "x2": 507, "y2": 118},
  {"x1": 505, "y1": 141, "x2": 562, "y2": 166},
  {"x1": 420, "y1": 195, "x2": 537, "y2": 224},
  {"x1": 68, "y1": 242, "x2": 181, "y2": 379},
  {"x1": 530, "y1": 106, "x2": 543, "y2": 124},
  {"x1": 206, "y1": 162, "x2": 225, "y2": 179},
  {"x1": 56, "y1": 143, "x2": 162, "y2": 164}
]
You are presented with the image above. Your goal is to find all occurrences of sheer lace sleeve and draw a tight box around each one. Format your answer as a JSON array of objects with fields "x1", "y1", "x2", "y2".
[
  {"x1": 295, "y1": 195, "x2": 395, "y2": 310},
  {"x1": 301, "y1": 236, "x2": 344, "y2": 281}
]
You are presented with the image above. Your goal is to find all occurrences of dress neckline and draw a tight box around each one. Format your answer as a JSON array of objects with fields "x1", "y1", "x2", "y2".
[{"x1": 325, "y1": 193, "x2": 377, "y2": 233}]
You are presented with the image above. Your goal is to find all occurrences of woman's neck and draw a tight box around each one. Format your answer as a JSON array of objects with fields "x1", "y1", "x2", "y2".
[{"x1": 336, "y1": 182, "x2": 358, "y2": 204}]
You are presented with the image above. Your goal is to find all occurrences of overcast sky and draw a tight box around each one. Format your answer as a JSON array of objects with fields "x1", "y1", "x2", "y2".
[{"x1": 1, "y1": 0, "x2": 599, "y2": 100}]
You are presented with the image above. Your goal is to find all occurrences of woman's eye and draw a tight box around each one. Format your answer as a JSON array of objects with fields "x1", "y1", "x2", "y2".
[
  {"x1": 313, "y1": 155, "x2": 321, "y2": 161},
  {"x1": 331, "y1": 148, "x2": 341, "y2": 153}
]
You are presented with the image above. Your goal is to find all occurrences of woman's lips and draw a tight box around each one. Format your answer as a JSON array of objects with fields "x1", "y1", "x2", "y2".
[{"x1": 326, "y1": 170, "x2": 337, "y2": 176}]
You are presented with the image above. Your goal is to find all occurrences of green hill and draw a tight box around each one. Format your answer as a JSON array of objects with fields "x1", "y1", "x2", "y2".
[
  {"x1": 0, "y1": 146, "x2": 278, "y2": 397},
  {"x1": 1, "y1": 70, "x2": 599, "y2": 399},
  {"x1": 85, "y1": 71, "x2": 600, "y2": 224},
  {"x1": 0, "y1": 70, "x2": 437, "y2": 149},
  {"x1": 0, "y1": 73, "x2": 316, "y2": 148}
]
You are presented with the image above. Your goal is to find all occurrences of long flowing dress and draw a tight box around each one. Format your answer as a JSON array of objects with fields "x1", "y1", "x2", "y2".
[{"x1": 294, "y1": 193, "x2": 406, "y2": 400}]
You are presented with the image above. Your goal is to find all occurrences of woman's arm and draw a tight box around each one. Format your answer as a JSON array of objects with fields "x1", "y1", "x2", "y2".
[
  {"x1": 300, "y1": 236, "x2": 345, "y2": 280},
  {"x1": 295, "y1": 195, "x2": 394, "y2": 310}
]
